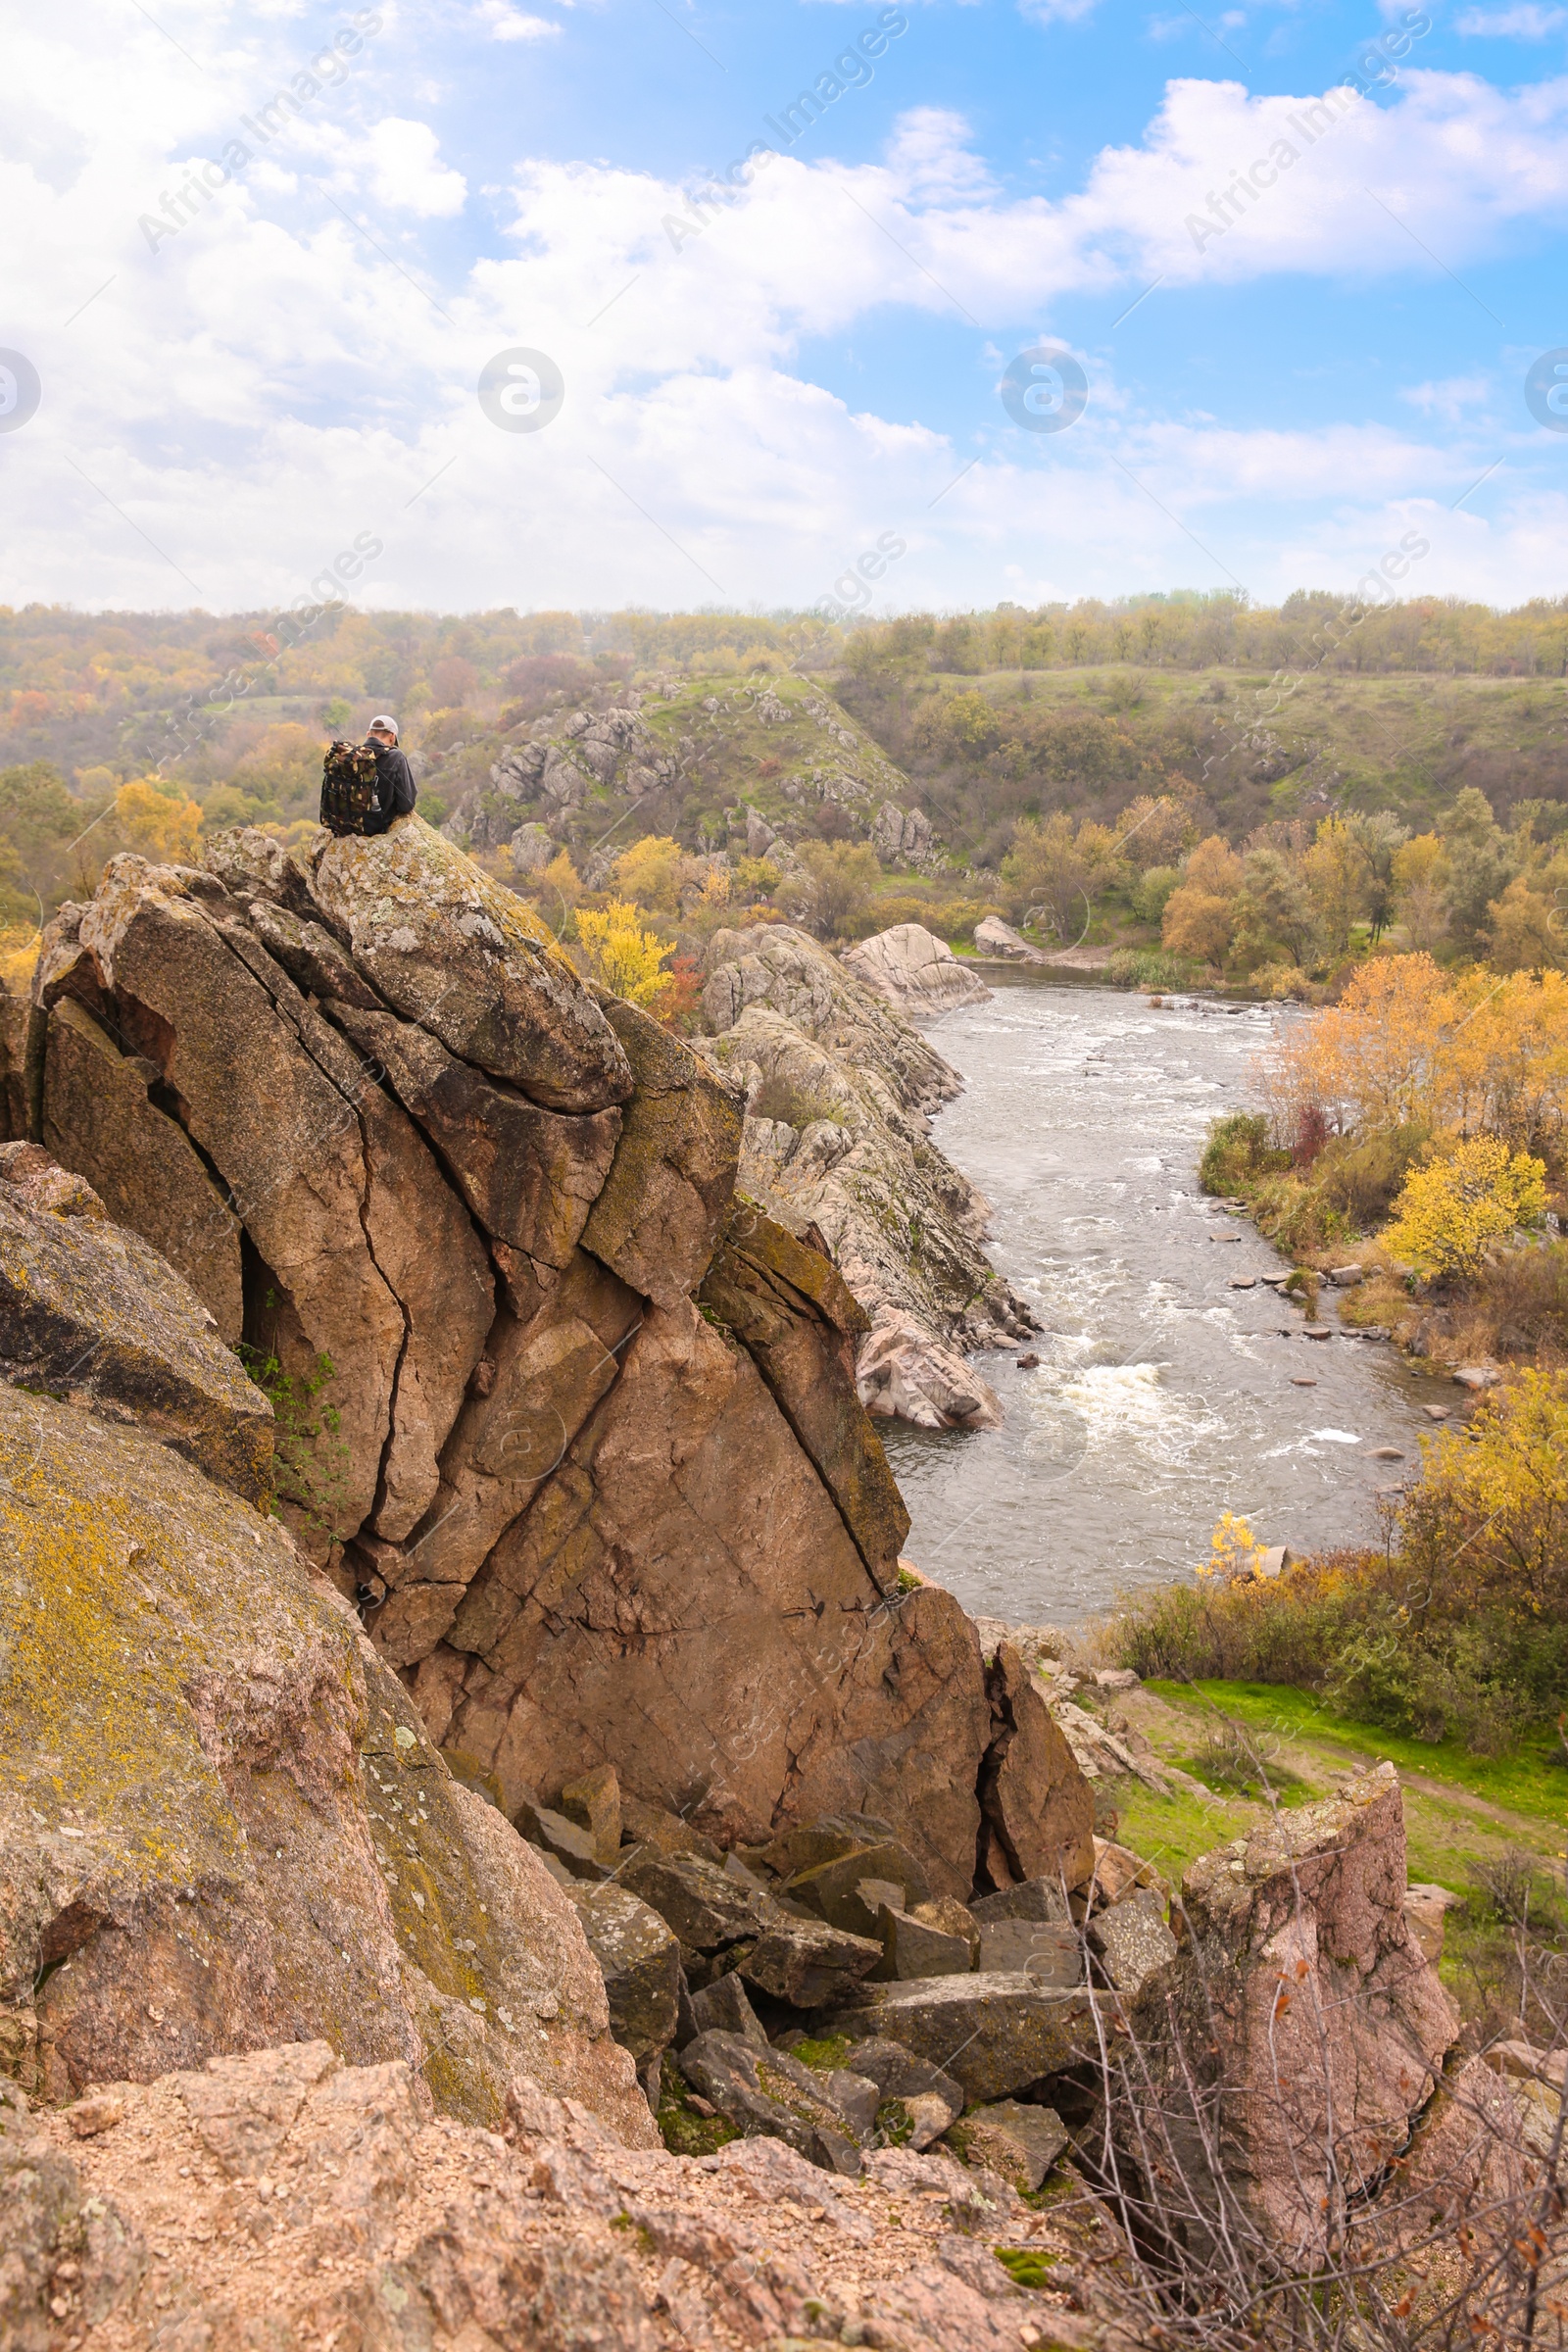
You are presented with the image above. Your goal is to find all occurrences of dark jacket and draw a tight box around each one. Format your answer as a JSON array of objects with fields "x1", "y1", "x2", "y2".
[{"x1": 364, "y1": 740, "x2": 416, "y2": 835}]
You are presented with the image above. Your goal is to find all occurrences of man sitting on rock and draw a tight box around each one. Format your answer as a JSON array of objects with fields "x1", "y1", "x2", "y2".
[{"x1": 364, "y1": 713, "x2": 417, "y2": 835}]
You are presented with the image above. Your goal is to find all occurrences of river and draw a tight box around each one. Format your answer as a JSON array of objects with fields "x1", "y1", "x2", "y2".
[{"x1": 881, "y1": 973, "x2": 1450, "y2": 1628}]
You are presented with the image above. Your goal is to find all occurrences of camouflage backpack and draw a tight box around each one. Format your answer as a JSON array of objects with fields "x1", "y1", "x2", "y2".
[{"x1": 319, "y1": 740, "x2": 381, "y2": 836}]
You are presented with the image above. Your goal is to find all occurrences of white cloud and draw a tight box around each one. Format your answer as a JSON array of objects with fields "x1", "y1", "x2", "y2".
[
  {"x1": 1019, "y1": 0, "x2": 1104, "y2": 26},
  {"x1": 1401, "y1": 372, "x2": 1495, "y2": 420},
  {"x1": 1455, "y1": 4, "x2": 1565, "y2": 34},
  {"x1": 365, "y1": 119, "x2": 467, "y2": 216},
  {"x1": 2, "y1": 3, "x2": 1564, "y2": 614},
  {"x1": 476, "y1": 3, "x2": 564, "y2": 40}
]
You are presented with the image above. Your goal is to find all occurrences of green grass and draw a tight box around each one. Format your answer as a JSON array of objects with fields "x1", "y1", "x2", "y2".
[{"x1": 1150, "y1": 1680, "x2": 1568, "y2": 1834}]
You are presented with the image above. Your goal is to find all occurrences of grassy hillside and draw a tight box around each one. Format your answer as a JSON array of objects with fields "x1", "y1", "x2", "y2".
[{"x1": 835, "y1": 659, "x2": 1568, "y2": 859}]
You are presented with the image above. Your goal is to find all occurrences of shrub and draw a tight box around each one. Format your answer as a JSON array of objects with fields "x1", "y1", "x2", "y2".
[
  {"x1": 1108, "y1": 1370, "x2": 1568, "y2": 1754},
  {"x1": 1312, "y1": 1123, "x2": 1428, "y2": 1229},
  {"x1": 1105, "y1": 947, "x2": 1186, "y2": 990},
  {"x1": 1384, "y1": 1135, "x2": 1547, "y2": 1278},
  {"x1": 1199, "y1": 1112, "x2": 1291, "y2": 1196}
]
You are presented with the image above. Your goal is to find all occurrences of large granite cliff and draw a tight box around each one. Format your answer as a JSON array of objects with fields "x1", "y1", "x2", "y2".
[{"x1": 4, "y1": 820, "x2": 1016, "y2": 1899}]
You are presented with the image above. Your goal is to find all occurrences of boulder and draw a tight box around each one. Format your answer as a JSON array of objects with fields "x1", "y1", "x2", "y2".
[
  {"x1": 839, "y1": 2037, "x2": 963, "y2": 2148},
  {"x1": 843, "y1": 924, "x2": 992, "y2": 1019},
  {"x1": 876, "y1": 1902, "x2": 975, "y2": 1981},
  {"x1": 307, "y1": 817, "x2": 632, "y2": 1112},
  {"x1": 976, "y1": 1919, "x2": 1083, "y2": 1985},
  {"x1": 565, "y1": 1882, "x2": 681, "y2": 2065},
  {"x1": 0, "y1": 1153, "x2": 271, "y2": 1506},
  {"x1": 1086, "y1": 1888, "x2": 1176, "y2": 1995},
  {"x1": 618, "y1": 1794, "x2": 724, "y2": 1866},
  {"x1": 856, "y1": 1311, "x2": 1004, "y2": 1431},
  {"x1": 1143, "y1": 1764, "x2": 1459, "y2": 2260},
  {"x1": 971, "y1": 1878, "x2": 1071, "y2": 1928},
  {"x1": 619, "y1": 1850, "x2": 765, "y2": 1953},
  {"x1": 0, "y1": 1382, "x2": 653, "y2": 2145},
  {"x1": 559, "y1": 1760, "x2": 622, "y2": 1861},
  {"x1": 955, "y1": 2100, "x2": 1070, "y2": 2192},
  {"x1": 978, "y1": 1644, "x2": 1096, "y2": 1894},
  {"x1": 676, "y1": 2032, "x2": 864, "y2": 2174},
  {"x1": 786, "y1": 1838, "x2": 930, "y2": 1935},
  {"x1": 1404, "y1": 1881, "x2": 1460, "y2": 1967},
  {"x1": 822, "y1": 1975, "x2": 1098, "y2": 2104},
  {"x1": 739, "y1": 1914, "x2": 883, "y2": 2009},
  {"x1": 973, "y1": 916, "x2": 1045, "y2": 962},
  {"x1": 686, "y1": 1970, "x2": 769, "y2": 2049},
  {"x1": 515, "y1": 1793, "x2": 611, "y2": 1881}
]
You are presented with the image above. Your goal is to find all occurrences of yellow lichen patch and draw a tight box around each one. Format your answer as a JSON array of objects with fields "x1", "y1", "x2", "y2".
[{"x1": 0, "y1": 1388, "x2": 321, "y2": 1902}]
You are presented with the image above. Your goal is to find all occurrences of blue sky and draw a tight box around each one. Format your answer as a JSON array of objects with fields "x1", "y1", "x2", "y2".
[{"x1": 3, "y1": 0, "x2": 1566, "y2": 612}]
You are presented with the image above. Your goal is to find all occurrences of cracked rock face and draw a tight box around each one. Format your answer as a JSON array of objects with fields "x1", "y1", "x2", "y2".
[
  {"x1": 0, "y1": 1382, "x2": 651, "y2": 2143},
  {"x1": 1138, "y1": 1762, "x2": 1461, "y2": 2261},
  {"x1": 22, "y1": 820, "x2": 1009, "y2": 1899}
]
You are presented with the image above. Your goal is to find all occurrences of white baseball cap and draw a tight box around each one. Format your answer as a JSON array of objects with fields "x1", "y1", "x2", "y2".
[{"x1": 368, "y1": 713, "x2": 399, "y2": 736}]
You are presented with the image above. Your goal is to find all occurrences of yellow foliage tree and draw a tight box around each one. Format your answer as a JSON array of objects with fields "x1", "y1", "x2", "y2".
[
  {"x1": 115, "y1": 778, "x2": 203, "y2": 864},
  {"x1": 572, "y1": 900, "x2": 671, "y2": 1007},
  {"x1": 1399, "y1": 1366, "x2": 1568, "y2": 1618},
  {"x1": 1383, "y1": 1135, "x2": 1547, "y2": 1278},
  {"x1": 1199, "y1": 1510, "x2": 1262, "y2": 1580},
  {"x1": 1301, "y1": 814, "x2": 1367, "y2": 956},
  {"x1": 612, "y1": 834, "x2": 682, "y2": 913}
]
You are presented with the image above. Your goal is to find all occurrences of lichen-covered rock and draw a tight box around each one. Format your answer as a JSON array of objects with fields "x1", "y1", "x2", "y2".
[
  {"x1": 308, "y1": 817, "x2": 632, "y2": 1111},
  {"x1": 0, "y1": 1159, "x2": 271, "y2": 1505},
  {"x1": 822, "y1": 1975, "x2": 1098, "y2": 2104},
  {"x1": 0, "y1": 1384, "x2": 653, "y2": 2144},
  {"x1": 565, "y1": 1881, "x2": 681, "y2": 2065},
  {"x1": 678, "y1": 2031, "x2": 865, "y2": 2174},
  {"x1": 1087, "y1": 1887, "x2": 1175, "y2": 1995}
]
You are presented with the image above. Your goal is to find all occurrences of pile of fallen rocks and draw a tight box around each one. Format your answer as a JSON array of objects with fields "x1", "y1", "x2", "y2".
[{"x1": 511, "y1": 1763, "x2": 1178, "y2": 2192}]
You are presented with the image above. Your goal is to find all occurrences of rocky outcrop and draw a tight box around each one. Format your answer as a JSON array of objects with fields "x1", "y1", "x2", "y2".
[
  {"x1": 5, "y1": 2041, "x2": 1122, "y2": 2351},
  {"x1": 0, "y1": 1143, "x2": 270, "y2": 1505},
  {"x1": 845, "y1": 922, "x2": 992, "y2": 1019},
  {"x1": 974, "y1": 915, "x2": 1046, "y2": 963},
  {"x1": 17, "y1": 822, "x2": 1018, "y2": 1901},
  {"x1": 0, "y1": 1378, "x2": 651, "y2": 2144},
  {"x1": 697, "y1": 924, "x2": 1034, "y2": 1429},
  {"x1": 1134, "y1": 1762, "x2": 1460, "y2": 2262}
]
